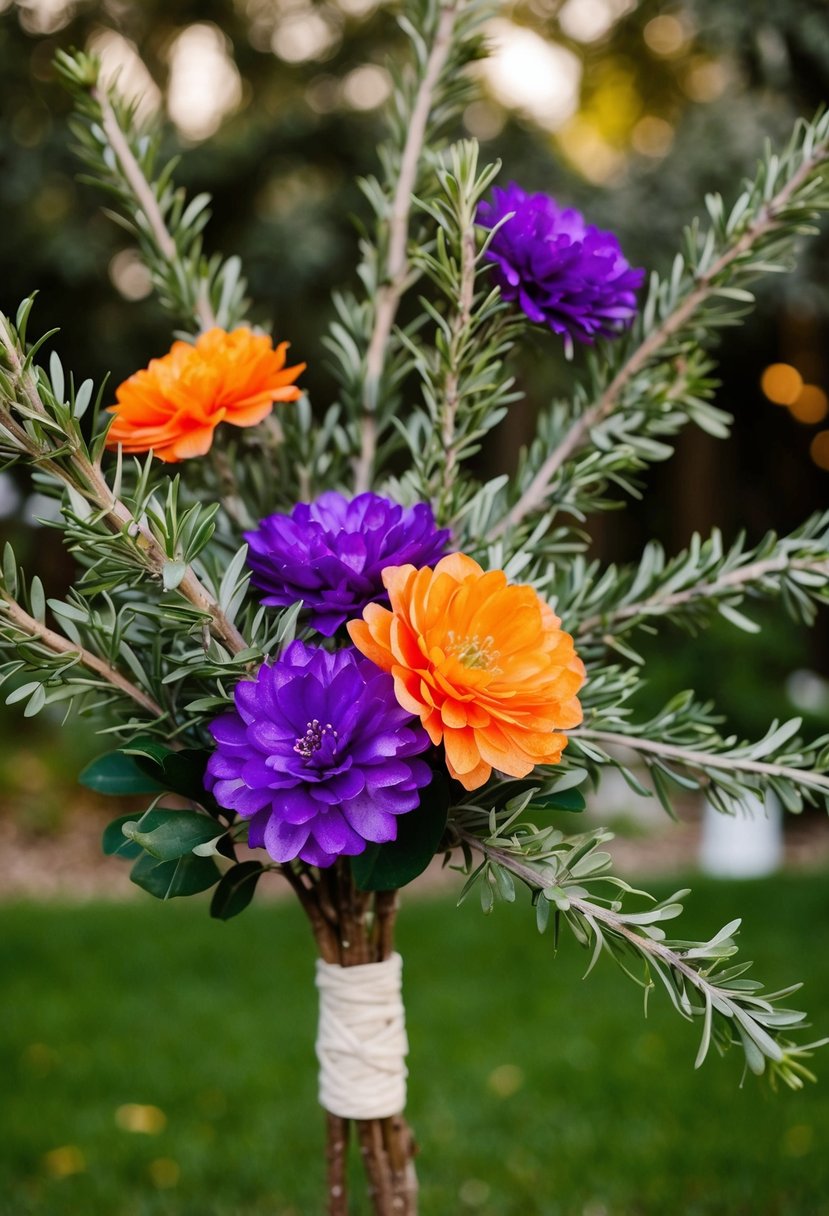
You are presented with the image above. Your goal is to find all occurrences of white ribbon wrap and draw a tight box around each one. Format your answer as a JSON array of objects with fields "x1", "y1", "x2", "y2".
[{"x1": 315, "y1": 952, "x2": 408, "y2": 1120}]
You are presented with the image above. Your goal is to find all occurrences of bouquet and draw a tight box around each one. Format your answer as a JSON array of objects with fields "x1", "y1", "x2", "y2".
[{"x1": 2, "y1": 4, "x2": 829, "y2": 1211}]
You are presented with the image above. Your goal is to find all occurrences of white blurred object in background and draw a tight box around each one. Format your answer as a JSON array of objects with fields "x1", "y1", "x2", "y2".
[{"x1": 699, "y1": 792, "x2": 783, "y2": 877}]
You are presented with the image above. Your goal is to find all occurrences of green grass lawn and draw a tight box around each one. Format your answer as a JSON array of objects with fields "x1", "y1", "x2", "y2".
[{"x1": 1, "y1": 875, "x2": 828, "y2": 1216}]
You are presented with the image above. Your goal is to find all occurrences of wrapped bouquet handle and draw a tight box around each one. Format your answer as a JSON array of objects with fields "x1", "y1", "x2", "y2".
[{"x1": 316, "y1": 953, "x2": 408, "y2": 1120}]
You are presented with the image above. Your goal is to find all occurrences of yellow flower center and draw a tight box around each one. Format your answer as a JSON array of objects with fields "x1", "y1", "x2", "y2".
[{"x1": 446, "y1": 631, "x2": 500, "y2": 671}]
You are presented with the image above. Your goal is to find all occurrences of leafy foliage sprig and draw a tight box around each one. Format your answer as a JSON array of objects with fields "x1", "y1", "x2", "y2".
[
  {"x1": 451, "y1": 813, "x2": 826, "y2": 1089},
  {"x1": 54, "y1": 49, "x2": 248, "y2": 334}
]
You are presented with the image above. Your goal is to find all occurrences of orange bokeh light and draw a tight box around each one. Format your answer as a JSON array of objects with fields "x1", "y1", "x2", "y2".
[
  {"x1": 809, "y1": 431, "x2": 829, "y2": 470},
  {"x1": 789, "y1": 384, "x2": 829, "y2": 425},
  {"x1": 760, "y1": 363, "x2": 803, "y2": 406}
]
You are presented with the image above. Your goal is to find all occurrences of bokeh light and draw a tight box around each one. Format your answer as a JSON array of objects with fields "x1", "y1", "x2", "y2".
[
  {"x1": 342, "y1": 64, "x2": 392, "y2": 110},
  {"x1": 272, "y1": 8, "x2": 341, "y2": 63},
  {"x1": 166, "y1": 23, "x2": 242, "y2": 142},
  {"x1": 631, "y1": 114, "x2": 674, "y2": 157},
  {"x1": 109, "y1": 249, "x2": 153, "y2": 302},
  {"x1": 483, "y1": 19, "x2": 582, "y2": 131},
  {"x1": 643, "y1": 14, "x2": 689, "y2": 56},
  {"x1": 760, "y1": 362, "x2": 803, "y2": 406},
  {"x1": 789, "y1": 384, "x2": 828, "y2": 425},
  {"x1": 87, "y1": 29, "x2": 161, "y2": 123},
  {"x1": 809, "y1": 430, "x2": 829, "y2": 470},
  {"x1": 558, "y1": 0, "x2": 635, "y2": 44}
]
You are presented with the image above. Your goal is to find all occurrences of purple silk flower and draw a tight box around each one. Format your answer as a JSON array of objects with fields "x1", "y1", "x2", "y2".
[
  {"x1": 245, "y1": 491, "x2": 451, "y2": 637},
  {"x1": 477, "y1": 183, "x2": 645, "y2": 353},
  {"x1": 205, "y1": 640, "x2": 432, "y2": 868}
]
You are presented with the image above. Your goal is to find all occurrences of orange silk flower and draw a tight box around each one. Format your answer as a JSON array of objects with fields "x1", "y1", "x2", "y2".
[
  {"x1": 347, "y1": 553, "x2": 586, "y2": 791},
  {"x1": 106, "y1": 327, "x2": 305, "y2": 462}
]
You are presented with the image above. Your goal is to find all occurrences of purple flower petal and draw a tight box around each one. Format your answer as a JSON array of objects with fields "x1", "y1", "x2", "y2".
[
  {"x1": 477, "y1": 183, "x2": 644, "y2": 347},
  {"x1": 244, "y1": 492, "x2": 451, "y2": 636},
  {"x1": 205, "y1": 642, "x2": 433, "y2": 868}
]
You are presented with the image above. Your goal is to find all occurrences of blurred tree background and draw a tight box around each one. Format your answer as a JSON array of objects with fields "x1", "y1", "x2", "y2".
[{"x1": 0, "y1": 0, "x2": 827, "y2": 806}]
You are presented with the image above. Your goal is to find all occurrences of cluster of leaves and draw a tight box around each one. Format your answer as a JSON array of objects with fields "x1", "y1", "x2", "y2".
[
  {"x1": 323, "y1": 0, "x2": 495, "y2": 481},
  {"x1": 391, "y1": 141, "x2": 524, "y2": 527},
  {"x1": 564, "y1": 511, "x2": 829, "y2": 665},
  {"x1": 81, "y1": 739, "x2": 269, "y2": 919}
]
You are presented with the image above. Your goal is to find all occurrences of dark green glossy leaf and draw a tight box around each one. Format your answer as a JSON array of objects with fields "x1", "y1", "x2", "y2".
[
  {"x1": 123, "y1": 739, "x2": 221, "y2": 815},
  {"x1": 352, "y1": 771, "x2": 450, "y2": 892},
  {"x1": 210, "y1": 861, "x2": 267, "y2": 920},
  {"x1": 122, "y1": 809, "x2": 223, "y2": 861},
  {"x1": 101, "y1": 813, "x2": 143, "y2": 859},
  {"x1": 79, "y1": 751, "x2": 166, "y2": 796},
  {"x1": 529, "y1": 788, "x2": 586, "y2": 814},
  {"x1": 130, "y1": 851, "x2": 220, "y2": 900},
  {"x1": 121, "y1": 737, "x2": 171, "y2": 766},
  {"x1": 488, "y1": 779, "x2": 540, "y2": 811}
]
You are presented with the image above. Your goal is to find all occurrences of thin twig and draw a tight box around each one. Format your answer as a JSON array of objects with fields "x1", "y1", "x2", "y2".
[
  {"x1": 357, "y1": 1120, "x2": 395, "y2": 1214},
  {"x1": 354, "y1": 0, "x2": 461, "y2": 494},
  {"x1": 576, "y1": 556, "x2": 829, "y2": 639},
  {"x1": 374, "y1": 889, "x2": 399, "y2": 962},
  {"x1": 325, "y1": 1113, "x2": 350, "y2": 1216},
  {"x1": 491, "y1": 136, "x2": 829, "y2": 539},
  {"x1": 93, "y1": 87, "x2": 218, "y2": 333},
  {"x1": 572, "y1": 727, "x2": 829, "y2": 795},
  {"x1": 456, "y1": 829, "x2": 745, "y2": 1018},
  {"x1": 439, "y1": 226, "x2": 477, "y2": 514},
  {"x1": 1, "y1": 593, "x2": 162, "y2": 717},
  {"x1": 281, "y1": 863, "x2": 339, "y2": 962},
  {"x1": 383, "y1": 1114, "x2": 418, "y2": 1215}
]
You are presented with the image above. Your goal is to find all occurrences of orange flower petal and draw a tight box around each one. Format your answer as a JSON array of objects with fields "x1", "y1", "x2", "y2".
[
  {"x1": 350, "y1": 553, "x2": 586, "y2": 791},
  {"x1": 105, "y1": 327, "x2": 305, "y2": 463},
  {"x1": 443, "y1": 727, "x2": 484, "y2": 776}
]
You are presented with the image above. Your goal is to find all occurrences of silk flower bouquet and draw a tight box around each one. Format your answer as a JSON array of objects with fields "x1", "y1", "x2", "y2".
[{"x1": 3, "y1": 4, "x2": 829, "y2": 1211}]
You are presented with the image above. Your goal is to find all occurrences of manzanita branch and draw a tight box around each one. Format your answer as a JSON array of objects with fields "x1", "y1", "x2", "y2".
[{"x1": 354, "y1": 0, "x2": 461, "y2": 494}]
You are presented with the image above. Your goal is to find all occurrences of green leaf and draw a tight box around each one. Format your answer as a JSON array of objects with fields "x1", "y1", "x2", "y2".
[
  {"x1": 162, "y1": 560, "x2": 187, "y2": 591},
  {"x1": 130, "y1": 851, "x2": 220, "y2": 900},
  {"x1": 352, "y1": 770, "x2": 450, "y2": 892},
  {"x1": 122, "y1": 810, "x2": 224, "y2": 861},
  {"x1": 101, "y1": 813, "x2": 143, "y2": 859},
  {"x1": 529, "y1": 788, "x2": 587, "y2": 814},
  {"x1": 122, "y1": 739, "x2": 219, "y2": 811},
  {"x1": 210, "y1": 861, "x2": 267, "y2": 920},
  {"x1": 79, "y1": 751, "x2": 167, "y2": 796}
]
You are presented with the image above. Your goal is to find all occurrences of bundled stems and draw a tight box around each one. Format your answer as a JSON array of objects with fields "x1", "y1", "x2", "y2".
[{"x1": 284, "y1": 862, "x2": 418, "y2": 1215}]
